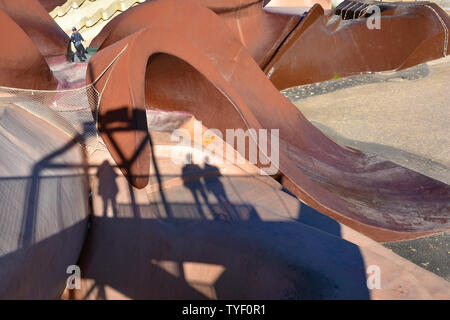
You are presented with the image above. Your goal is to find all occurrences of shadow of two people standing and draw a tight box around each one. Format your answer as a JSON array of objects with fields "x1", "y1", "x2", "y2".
[
  {"x1": 95, "y1": 154, "x2": 241, "y2": 221},
  {"x1": 181, "y1": 154, "x2": 241, "y2": 222}
]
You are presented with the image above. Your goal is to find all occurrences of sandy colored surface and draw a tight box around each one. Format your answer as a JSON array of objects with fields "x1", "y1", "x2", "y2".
[
  {"x1": 293, "y1": 57, "x2": 450, "y2": 185},
  {"x1": 66, "y1": 125, "x2": 450, "y2": 299}
]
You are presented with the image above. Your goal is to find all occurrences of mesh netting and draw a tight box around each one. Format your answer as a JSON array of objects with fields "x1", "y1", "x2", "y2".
[
  {"x1": 0, "y1": 84, "x2": 104, "y2": 155},
  {"x1": 0, "y1": 45, "x2": 128, "y2": 156}
]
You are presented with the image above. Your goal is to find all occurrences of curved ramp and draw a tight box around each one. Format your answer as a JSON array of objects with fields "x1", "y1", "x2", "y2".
[{"x1": 86, "y1": 0, "x2": 450, "y2": 242}]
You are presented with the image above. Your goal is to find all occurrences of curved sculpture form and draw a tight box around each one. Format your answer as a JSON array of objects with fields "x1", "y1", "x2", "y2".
[
  {"x1": 38, "y1": 0, "x2": 67, "y2": 12},
  {"x1": 265, "y1": 2, "x2": 450, "y2": 89},
  {"x1": 198, "y1": 0, "x2": 302, "y2": 67},
  {"x1": 91, "y1": 0, "x2": 450, "y2": 90},
  {"x1": 72, "y1": 153, "x2": 450, "y2": 299},
  {"x1": 0, "y1": 106, "x2": 89, "y2": 299},
  {"x1": 86, "y1": 1, "x2": 449, "y2": 242},
  {"x1": 90, "y1": 0, "x2": 302, "y2": 68},
  {"x1": 0, "y1": 10, "x2": 57, "y2": 90},
  {"x1": 0, "y1": 0, "x2": 69, "y2": 57},
  {"x1": 263, "y1": 0, "x2": 331, "y2": 14}
]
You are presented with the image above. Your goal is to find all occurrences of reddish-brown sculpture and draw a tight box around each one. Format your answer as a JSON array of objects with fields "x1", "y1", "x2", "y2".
[
  {"x1": 265, "y1": 2, "x2": 450, "y2": 89},
  {"x1": 87, "y1": 0, "x2": 450, "y2": 242},
  {"x1": 0, "y1": 9, "x2": 57, "y2": 90},
  {"x1": 92, "y1": 0, "x2": 450, "y2": 90},
  {"x1": 90, "y1": 0, "x2": 302, "y2": 68},
  {"x1": 198, "y1": 0, "x2": 302, "y2": 67},
  {"x1": 38, "y1": 0, "x2": 66, "y2": 12},
  {"x1": 0, "y1": 0, "x2": 449, "y2": 300},
  {"x1": 0, "y1": 106, "x2": 89, "y2": 300},
  {"x1": 0, "y1": 0, "x2": 69, "y2": 57}
]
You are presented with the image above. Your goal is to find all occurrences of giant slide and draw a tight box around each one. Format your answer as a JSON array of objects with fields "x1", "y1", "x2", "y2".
[
  {"x1": 88, "y1": 0, "x2": 450, "y2": 242},
  {"x1": 1, "y1": 0, "x2": 450, "y2": 299}
]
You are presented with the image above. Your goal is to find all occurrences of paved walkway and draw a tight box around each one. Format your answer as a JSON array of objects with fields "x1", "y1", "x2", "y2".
[
  {"x1": 286, "y1": 57, "x2": 450, "y2": 185},
  {"x1": 68, "y1": 123, "x2": 450, "y2": 299},
  {"x1": 284, "y1": 56, "x2": 450, "y2": 281}
]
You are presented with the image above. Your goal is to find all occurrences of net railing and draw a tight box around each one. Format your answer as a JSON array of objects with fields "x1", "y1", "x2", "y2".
[{"x1": 0, "y1": 44, "x2": 129, "y2": 156}]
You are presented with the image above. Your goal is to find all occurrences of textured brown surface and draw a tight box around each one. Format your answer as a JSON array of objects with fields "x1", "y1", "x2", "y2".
[
  {"x1": 0, "y1": 10, "x2": 57, "y2": 90},
  {"x1": 91, "y1": 0, "x2": 301, "y2": 69},
  {"x1": 66, "y1": 143, "x2": 450, "y2": 300},
  {"x1": 0, "y1": 0, "x2": 69, "y2": 57},
  {"x1": 92, "y1": 0, "x2": 450, "y2": 90},
  {"x1": 266, "y1": 2, "x2": 450, "y2": 89},
  {"x1": 199, "y1": 0, "x2": 301, "y2": 67},
  {"x1": 0, "y1": 105, "x2": 89, "y2": 299},
  {"x1": 87, "y1": 0, "x2": 449, "y2": 242},
  {"x1": 1, "y1": 0, "x2": 448, "y2": 300},
  {"x1": 289, "y1": 58, "x2": 450, "y2": 185},
  {"x1": 38, "y1": 0, "x2": 66, "y2": 12}
]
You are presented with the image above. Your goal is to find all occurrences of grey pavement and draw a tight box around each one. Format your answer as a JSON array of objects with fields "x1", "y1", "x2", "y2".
[
  {"x1": 384, "y1": 232, "x2": 450, "y2": 281},
  {"x1": 284, "y1": 57, "x2": 450, "y2": 185}
]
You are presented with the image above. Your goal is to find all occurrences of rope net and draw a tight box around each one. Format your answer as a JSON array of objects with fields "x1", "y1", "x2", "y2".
[{"x1": 0, "y1": 45, "x2": 129, "y2": 156}]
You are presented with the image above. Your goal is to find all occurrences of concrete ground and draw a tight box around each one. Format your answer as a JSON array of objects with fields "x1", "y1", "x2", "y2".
[
  {"x1": 283, "y1": 56, "x2": 450, "y2": 281},
  {"x1": 71, "y1": 46, "x2": 96, "y2": 63},
  {"x1": 73, "y1": 127, "x2": 450, "y2": 299},
  {"x1": 59, "y1": 50, "x2": 450, "y2": 284},
  {"x1": 384, "y1": 232, "x2": 450, "y2": 281},
  {"x1": 284, "y1": 57, "x2": 450, "y2": 185}
]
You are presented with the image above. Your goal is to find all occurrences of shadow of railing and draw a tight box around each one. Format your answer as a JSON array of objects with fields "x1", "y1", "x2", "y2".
[{"x1": 0, "y1": 107, "x2": 370, "y2": 300}]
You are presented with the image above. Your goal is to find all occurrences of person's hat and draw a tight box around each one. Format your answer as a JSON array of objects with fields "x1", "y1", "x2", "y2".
[{"x1": 72, "y1": 27, "x2": 76, "y2": 31}]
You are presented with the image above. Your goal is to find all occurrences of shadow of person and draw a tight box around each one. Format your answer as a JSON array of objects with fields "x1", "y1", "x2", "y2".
[
  {"x1": 202, "y1": 156, "x2": 239, "y2": 221},
  {"x1": 96, "y1": 160, "x2": 119, "y2": 217},
  {"x1": 181, "y1": 154, "x2": 209, "y2": 219}
]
